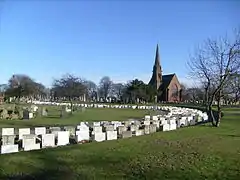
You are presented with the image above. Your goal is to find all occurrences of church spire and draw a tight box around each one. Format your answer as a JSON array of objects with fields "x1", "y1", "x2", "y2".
[{"x1": 155, "y1": 44, "x2": 160, "y2": 66}]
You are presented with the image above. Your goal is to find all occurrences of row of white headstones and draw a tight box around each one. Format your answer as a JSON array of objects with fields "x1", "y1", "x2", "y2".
[{"x1": 0, "y1": 102, "x2": 208, "y2": 155}]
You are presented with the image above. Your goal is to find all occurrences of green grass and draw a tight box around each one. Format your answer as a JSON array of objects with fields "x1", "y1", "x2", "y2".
[
  {"x1": 0, "y1": 107, "x2": 239, "y2": 179},
  {"x1": 0, "y1": 106, "x2": 154, "y2": 128}
]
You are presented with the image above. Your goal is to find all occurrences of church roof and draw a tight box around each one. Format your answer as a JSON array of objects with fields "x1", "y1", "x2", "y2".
[{"x1": 160, "y1": 73, "x2": 175, "y2": 90}]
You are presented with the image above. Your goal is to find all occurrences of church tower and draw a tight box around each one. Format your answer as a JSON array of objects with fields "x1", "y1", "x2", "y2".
[{"x1": 149, "y1": 44, "x2": 162, "y2": 90}]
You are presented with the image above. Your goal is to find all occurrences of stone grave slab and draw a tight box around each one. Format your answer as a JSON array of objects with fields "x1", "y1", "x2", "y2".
[
  {"x1": 19, "y1": 128, "x2": 31, "y2": 139},
  {"x1": 35, "y1": 127, "x2": 46, "y2": 135},
  {"x1": 2, "y1": 128, "x2": 14, "y2": 136},
  {"x1": 169, "y1": 123, "x2": 177, "y2": 131},
  {"x1": 104, "y1": 125, "x2": 114, "y2": 132},
  {"x1": 22, "y1": 134, "x2": 37, "y2": 148},
  {"x1": 144, "y1": 125, "x2": 150, "y2": 134},
  {"x1": 64, "y1": 126, "x2": 76, "y2": 137},
  {"x1": 121, "y1": 131, "x2": 132, "y2": 138},
  {"x1": 135, "y1": 129, "x2": 144, "y2": 136},
  {"x1": 106, "y1": 131, "x2": 117, "y2": 140},
  {"x1": 57, "y1": 131, "x2": 69, "y2": 146},
  {"x1": 149, "y1": 124, "x2": 157, "y2": 133},
  {"x1": 1, "y1": 144, "x2": 18, "y2": 154},
  {"x1": 24, "y1": 143, "x2": 41, "y2": 151},
  {"x1": 94, "y1": 132, "x2": 106, "y2": 142},
  {"x1": 1, "y1": 135, "x2": 15, "y2": 145},
  {"x1": 76, "y1": 130, "x2": 89, "y2": 142},
  {"x1": 42, "y1": 134, "x2": 55, "y2": 148}
]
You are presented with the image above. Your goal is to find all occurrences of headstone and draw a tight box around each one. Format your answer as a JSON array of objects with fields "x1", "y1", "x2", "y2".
[
  {"x1": 117, "y1": 126, "x2": 127, "y2": 135},
  {"x1": 104, "y1": 125, "x2": 114, "y2": 132},
  {"x1": 24, "y1": 143, "x2": 41, "y2": 151},
  {"x1": 76, "y1": 130, "x2": 90, "y2": 142},
  {"x1": 35, "y1": 127, "x2": 46, "y2": 135},
  {"x1": 1, "y1": 135, "x2": 15, "y2": 145},
  {"x1": 149, "y1": 124, "x2": 157, "y2": 133},
  {"x1": 144, "y1": 125, "x2": 150, "y2": 134},
  {"x1": 1, "y1": 145, "x2": 18, "y2": 154},
  {"x1": 135, "y1": 129, "x2": 144, "y2": 136},
  {"x1": 23, "y1": 109, "x2": 30, "y2": 120},
  {"x1": 106, "y1": 131, "x2": 117, "y2": 140},
  {"x1": 42, "y1": 108, "x2": 48, "y2": 116},
  {"x1": 169, "y1": 123, "x2": 177, "y2": 131},
  {"x1": 93, "y1": 126, "x2": 102, "y2": 134},
  {"x1": 93, "y1": 132, "x2": 106, "y2": 142},
  {"x1": 144, "y1": 120, "x2": 150, "y2": 126},
  {"x1": 22, "y1": 134, "x2": 37, "y2": 148},
  {"x1": 2, "y1": 128, "x2": 14, "y2": 136},
  {"x1": 42, "y1": 134, "x2": 55, "y2": 148},
  {"x1": 160, "y1": 124, "x2": 170, "y2": 131},
  {"x1": 57, "y1": 131, "x2": 69, "y2": 146},
  {"x1": 19, "y1": 128, "x2": 31, "y2": 139},
  {"x1": 121, "y1": 131, "x2": 132, "y2": 138}
]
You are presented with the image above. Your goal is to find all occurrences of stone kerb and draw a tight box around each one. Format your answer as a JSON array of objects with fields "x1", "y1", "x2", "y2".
[{"x1": 0, "y1": 103, "x2": 209, "y2": 155}]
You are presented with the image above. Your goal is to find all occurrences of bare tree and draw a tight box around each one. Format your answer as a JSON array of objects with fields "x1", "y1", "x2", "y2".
[
  {"x1": 188, "y1": 27, "x2": 240, "y2": 127},
  {"x1": 83, "y1": 80, "x2": 97, "y2": 101},
  {"x1": 98, "y1": 76, "x2": 112, "y2": 101},
  {"x1": 52, "y1": 74, "x2": 87, "y2": 113},
  {"x1": 112, "y1": 83, "x2": 125, "y2": 100}
]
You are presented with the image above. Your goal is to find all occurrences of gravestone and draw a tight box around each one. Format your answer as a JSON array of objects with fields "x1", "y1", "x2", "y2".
[
  {"x1": 93, "y1": 132, "x2": 106, "y2": 142},
  {"x1": 149, "y1": 124, "x2": 157, "y2": 133},
  {"x1": 135, "y1": 129, "x2": 144, "y2": 136},
  {"x1": 22, "y1": 134, "x2": 37, "y2": 148},
  {"x1": 35, "y1": 127, "x2": 46, "y2": 135},
  {"x1": 24, "y1": 143, "x2": 41, "y2": 151},
  {"x1": 19, "y1": 128, "x2": 31, "y2": 139},
  {"x1": 106, "y1": 131, "x2": 117, "y2": 140},
  {"x1": 1, "y1": 135, "x2": 15, "y2": 145},
  {"x1": 121, "y1": 131, "x2": 132, "y2": 138},
  {"x1": 92, "y1": 126, "x2": 102, "y2": 134},
  {"x1": 42, "y1": 108, "x2": 48, "y2": 116},
  {"x1": 76, "y1": 130, "x2": 89, "y2": 142},
  {"x1": 117, "y1": 126, "x2": 127, "y2": 135},
  {"x1": 104, "y1": 125, "x2": 114, "y2": 132},
  {"x1": 42, "y1": 134, "x2": 55, "y2": 148},
  {"x1": 1, "y1": 145, "x2": 18, "y2": 154},
  {"x1": 23, "y1": 109, "x2": 30, "y2": 120},
  {"x1": 144, "y1": 125, "x2": 150, "y2": 134},
  {"x1": 2, "y1": 128, "x2": 14, "y2": 136},
  {"x1": 57, "y1": 131, "x2": 69, "y2": 146}
]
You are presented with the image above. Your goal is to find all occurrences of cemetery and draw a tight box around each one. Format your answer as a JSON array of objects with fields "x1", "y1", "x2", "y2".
[{"x1": 0, "y1": 102, "x2": 209, "y2": 155}]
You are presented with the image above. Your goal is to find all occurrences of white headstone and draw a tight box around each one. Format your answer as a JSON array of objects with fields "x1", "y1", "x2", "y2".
[
  {"x1": 94, "y1": 132, "x2": 106, "y2": 142},
  {"x1": 2, "y1": 128, "x2": 14, "y2": 136},
  {"x1": 76, "y1": 130, "x2": 89, "y2": 142},
  {"x1": 1, "y1": 145, "x2": 18, "y2": 154},
  {"x1": 106, "y1": 131, "x2": 117, "y2": 140},
  {"x1": 57, "y1": 131, "x2": 69, "y2": 146},
  {"x1": 24, "y1": 143, "x2": 41, "y2": 151},
  {"x1": 19, "y1": 128, "x2": 31, "y2": 139},
  {"x1": 42, "y1": 134, "x2": 55, "y2": 148},
  {"x1": 35, "y1": 127, "x2": 46, "y2": 135},
  {"x1": 22, "y1": 135, "x2": 36, "y2": 148},
  {"x1": 135, "y1": 129, "x2": 144, "y2": 136}
]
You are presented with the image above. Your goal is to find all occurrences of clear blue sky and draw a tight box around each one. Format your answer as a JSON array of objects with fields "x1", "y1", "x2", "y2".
[{"x1": 0, "y1": 0, "x2": 239, "y2": 87}]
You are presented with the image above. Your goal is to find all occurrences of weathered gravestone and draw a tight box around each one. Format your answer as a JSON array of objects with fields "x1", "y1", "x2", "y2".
[
  {"x1": 76, "y1": 130, "x2": 90, "y2": 142},
  {"x1": 23, "y1": 109, "x2": 30, "y2": 120},
  {"x1": 121, "y1": 131, "x2": 132, "y2": 138},
  {"x1": 144, "y1": 125, "x2": 150, "y2": 134},
  {"x1": 135, "y1": 129, "x2": 144, "y2": 136}
]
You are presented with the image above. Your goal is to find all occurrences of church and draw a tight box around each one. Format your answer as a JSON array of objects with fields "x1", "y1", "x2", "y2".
[{"x1": 149, "y1": 44, "x2": 182, "y2": 102}]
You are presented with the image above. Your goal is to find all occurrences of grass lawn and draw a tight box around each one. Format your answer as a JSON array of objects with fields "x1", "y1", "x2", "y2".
[
  {"x1": 0, "y1": 107, "x2": 239, "y2": 179},
  {"x1": 0, "y1": 106, "x2": 154, "y2": 128}
]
